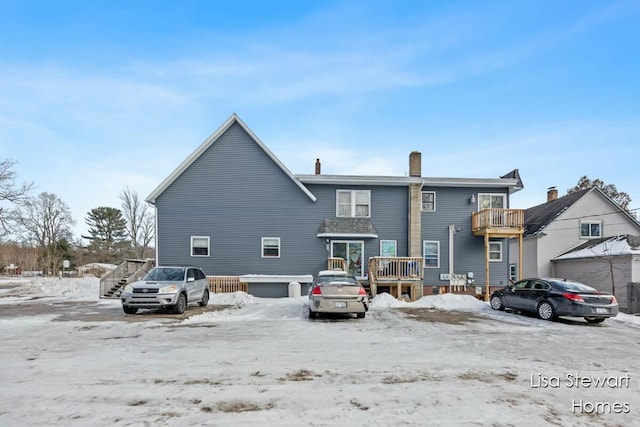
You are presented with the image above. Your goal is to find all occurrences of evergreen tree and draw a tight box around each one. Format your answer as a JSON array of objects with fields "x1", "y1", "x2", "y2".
[{"x1": 83, "y1": 207, "x2": 130, "y2": 261}]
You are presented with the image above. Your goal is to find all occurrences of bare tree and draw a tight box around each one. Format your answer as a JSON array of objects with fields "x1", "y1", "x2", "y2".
[
  {"x1": 567, "y1": 176, "x2": 633, "y2": 216},
  {"x1": 120, "y1": 186, "x2": 155, "y2": 259},
  {"x1": 0, "y1": 159, "x2": 33, "y2": 235},
  {"x1": 16, "y1": 192, "x2": 75, "y2": 274}
]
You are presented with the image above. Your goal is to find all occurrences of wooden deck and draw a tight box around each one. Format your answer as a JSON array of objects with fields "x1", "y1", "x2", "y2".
[
  {"x1": 207, "y1": 276, "x2": 248, "y2": 293},
  {"x1": 368, "y1": 257, "x2": 423, "y2": 301}
]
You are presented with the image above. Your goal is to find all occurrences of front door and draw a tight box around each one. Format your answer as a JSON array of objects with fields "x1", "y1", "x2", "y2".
[{"x1": 331, "y1": 241, "x2": 364, "y2": 277}]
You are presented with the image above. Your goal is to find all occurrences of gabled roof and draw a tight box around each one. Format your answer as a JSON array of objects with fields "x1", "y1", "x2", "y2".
[
  {"x1": 553, "y1": 234, "x2": 640, "y2": 260},
  {"x1": 523, "y1": 188, "x2": 590, "y2": 236},
  {"x1": 524, "y1": 186, "x2": 640, "y2": 237},
  {"x1": 146, "y1": 113, "x2": 317, "y2": 204}
]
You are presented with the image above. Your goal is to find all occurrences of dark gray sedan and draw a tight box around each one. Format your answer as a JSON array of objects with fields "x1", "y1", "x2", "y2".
[{"x1": 490, "y1": 278, "x2": 618, "y2": 323}]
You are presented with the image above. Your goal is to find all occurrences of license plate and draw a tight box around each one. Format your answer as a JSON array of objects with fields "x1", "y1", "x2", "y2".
[
  {"x1": 334, "y1": 301, "x2": 347, "y2": 308},
  {"x1": 595, "y1": 308, "x2": 608, "y2": 314}
]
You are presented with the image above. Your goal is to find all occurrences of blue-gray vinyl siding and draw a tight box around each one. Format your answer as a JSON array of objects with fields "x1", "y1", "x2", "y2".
[
  {"x1": 155, "y1": 122, "x2": 325, "y2": 277},
  {"x1": 421, "y1": 187, "x2": 511, "y2": 287},
  {"x1": 155, "y1": 122, "x2": 409, "y2": 283}
]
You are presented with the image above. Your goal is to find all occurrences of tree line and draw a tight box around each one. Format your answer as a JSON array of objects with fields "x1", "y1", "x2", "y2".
[{"x1": 0, "y1": 159, "x2": 154, "y2": 275}]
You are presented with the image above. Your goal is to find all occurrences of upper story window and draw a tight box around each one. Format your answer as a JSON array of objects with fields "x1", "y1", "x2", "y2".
[
  {"x1": 478, "y1": 193, "x2": 506, "y2": 210},
  {"x1": 580, "y1": 221, "x2": 602, "y2": 238},
  {"x1": 191, "y1": 236, "x2": 210, "y2": 257},
  {"x1": 261, "y1": 237, "x2": 281, "y2": 258},
  {"x1": 337, "y1": 190, "x2": 370, "y2": 217},
  {"x1": 421, "y1": 191, "x2": 436, "y2": 212}
]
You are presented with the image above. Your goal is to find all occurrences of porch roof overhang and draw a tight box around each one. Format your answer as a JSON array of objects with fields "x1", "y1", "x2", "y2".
[{"x1": 317, "y1": 218, "x2": 379, "y2": 239}]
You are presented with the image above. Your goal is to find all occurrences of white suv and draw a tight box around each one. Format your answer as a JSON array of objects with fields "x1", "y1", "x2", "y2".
[{"x1": 120, "y1": 266, "x2": 209, "y2": 314}]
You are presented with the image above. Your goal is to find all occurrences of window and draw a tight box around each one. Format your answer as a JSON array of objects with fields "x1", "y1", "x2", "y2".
[
  {"x1": 336, "y1": 190, "x2": 370, "y2": 217},
  {"x1": 580, "y1": 221, "x2": 602, "y2": 238},
  {"x1": 489, "y1": 241, "x2": 502, "y2": 262},
  {"x1": 423, "y1": 241, "x2": 440, "y2": 268},
  {"x1": 421, "y1": 191, "x2": 436, "y2": 212},
  {"x1": 262, "y1": 237, "x2": 281, "y2": 258},
  {"x1": 191, "y1": 236, "x2": 210, "y2": 257},
  {"x1": 509, "y1": 264, "x2": 517, "y2": 283},
  {"x1": 478, "y1": 193, "x2": 506, "y2": 210},
  {"x1": 380, "y1": 240, "x2": 397, "y2": 257}
]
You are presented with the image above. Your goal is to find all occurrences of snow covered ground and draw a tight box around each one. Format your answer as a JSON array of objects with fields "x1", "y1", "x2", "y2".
[{"x1": 1, "y1": 277, "x2": 639, "y2": 426}]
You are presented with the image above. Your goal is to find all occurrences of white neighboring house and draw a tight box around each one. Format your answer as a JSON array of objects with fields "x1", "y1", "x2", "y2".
[
  {"x1": 509, "y1": 187, "x2": 640, "y2": 281},
  {"x1": 552, "y1": 235, "x2": 640, "y2": 313}
]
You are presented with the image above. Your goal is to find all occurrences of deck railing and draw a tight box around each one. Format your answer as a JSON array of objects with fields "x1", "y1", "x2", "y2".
[
  {"x1": 472, "y1": 208, "x2": 524, "y2": 231},
  {"x1": 327, "y1": 257, "x2": 347, "y2": 272},
  {"x1": 368, "y1": 256, "x2": 423, "y2": 281},
  {"x1": 207, "y1": 276, "x2": 248, "y2": 293},
  {"x1": 99, "y1": 259, "x2": 154, "y2": 298}
]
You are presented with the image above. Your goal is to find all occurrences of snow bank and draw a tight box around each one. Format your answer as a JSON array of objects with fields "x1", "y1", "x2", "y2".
[
  {"x1": 370, "y1": 292, "x2": 489, "y2": 312},
  {"x1": 0, "y1": 276, "x2": 100, "y2": 302},
  {"x1": 209, "y1": 291, "x2": 255, "y2": 307}
]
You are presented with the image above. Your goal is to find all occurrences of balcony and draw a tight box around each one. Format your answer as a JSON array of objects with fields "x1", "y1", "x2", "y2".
[{"x1": 472, "y1": 208, "x2": 524, "y2": 237}]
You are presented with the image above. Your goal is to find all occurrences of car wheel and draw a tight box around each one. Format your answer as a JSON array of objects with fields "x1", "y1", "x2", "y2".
[
  {"x1": 123, "y1": 306, "x2": 138, "y2": 315},
  {"x1": 356, "y1": 311, "x2": 365, "y2": 319},
  {"x1": 198, "y1": 290, "x2": 209, "y2": 307},
  {"x1": 173, "y1": 293, "x2": 187, "y2": 314},
  {"x1": 537, "y1": 301, "x2": 555, "y2": 321},
  {"x1": 490, "y1": 295, "x2": 505, "y2": 311},
  {"x1": 308, "y1": 308, "x2": 317, "y2": 319},
  {"x1": 584, "y1": 317, "x2": 605, "y2": 324}
]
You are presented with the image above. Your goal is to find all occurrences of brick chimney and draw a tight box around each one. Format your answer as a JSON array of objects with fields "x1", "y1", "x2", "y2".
[
  {"x1": 409, "y1": 151, "x2": 421, "y2": 177},
  {"x1": 547, "y1": 186, "x2": 558, "y2": 203},
  {"x1": 315, "y1": 158, "x2": 321, "y2": 175}
]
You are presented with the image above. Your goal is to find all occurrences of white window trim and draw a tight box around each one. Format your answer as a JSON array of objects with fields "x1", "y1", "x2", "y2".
[
  {"x1": 477, "y1": 193, "x2": 506, "y2": 210},
  {"x1": 380, "y1": 240, "x2": 397, "y2": 257},
  {"x1": 421, "y1": 191, "x2": 436, "y2": 212},
  {"x1": 261, "y1": 237, "x2": 281, "y2": 258},
  {"x1": 489, "y1": 241, "x2": 502, "y2": 262},
  {"x1": 190, "y1": 236, "x2": 210, "y2": 257},
  {"x1": 423, "y1": 240, "x2": 440, "y2": 269},
  {"x1": 336, "y1": 189, "x2": 371, "y2": 218},
  {"x1": 509, "y1": 263, "x2": 517, "y2": 282},
  {"x1": 579, "y1": 220, "x2": 603, "y2": 239}
]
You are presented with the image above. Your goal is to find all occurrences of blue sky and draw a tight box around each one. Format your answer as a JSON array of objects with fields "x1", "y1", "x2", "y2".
[{"x1": 2, "y1": 0, "x2": 639, "y2": 238}]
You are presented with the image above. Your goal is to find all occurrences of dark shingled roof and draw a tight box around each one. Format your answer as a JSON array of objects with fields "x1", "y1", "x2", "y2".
[
  {"x1": 523, "y1": 188, "x2": 591, "y2": 236},
  {"x1": 317, "y1": 218, "x2": 379, "y2": 238}
]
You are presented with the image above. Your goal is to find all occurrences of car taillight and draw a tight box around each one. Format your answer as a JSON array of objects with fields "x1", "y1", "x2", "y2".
[
  {"x1": 563, "y1": 292, "x2": 584, "y2": 302},
  {"x1": 358, "y1": 287, "x2": 367, "y2": 296},
  {"x1": 311, "y1": 286, "x2": 322, "y2": 296}
]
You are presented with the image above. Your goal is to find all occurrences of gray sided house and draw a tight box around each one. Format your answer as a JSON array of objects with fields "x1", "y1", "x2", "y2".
[{"x1": 147, "y1": 114, "x2": 524, "y2": 298}]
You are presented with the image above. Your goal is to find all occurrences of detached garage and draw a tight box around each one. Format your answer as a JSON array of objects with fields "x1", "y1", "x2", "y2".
[{"x1": 552, "y1": 235, "x2": 640, "y2": 313}]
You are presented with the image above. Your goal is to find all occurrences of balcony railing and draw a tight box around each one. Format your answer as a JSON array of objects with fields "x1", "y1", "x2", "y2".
[
  {"x1": 472, "y1": 208, "x2": 524, "y2": 236},
  {"x1": 327, "y1": 257, "x2": 347, "y2": 272},
  {"x1": 368, "y1": 257, "x2": 423, "y2": 281}
]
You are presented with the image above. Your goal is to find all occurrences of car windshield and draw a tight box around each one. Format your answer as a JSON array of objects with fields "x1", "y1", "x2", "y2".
[
  {"x1": 143, "y1": 268, "x2": 185, "y2": 281},
  {"x1": 552, "y1": 280, "x2": 596, "y2": 292}
]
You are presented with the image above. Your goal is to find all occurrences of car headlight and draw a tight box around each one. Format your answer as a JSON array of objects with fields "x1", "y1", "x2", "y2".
[
  {"x1": 123, "y1": 285, "x2": 133, "y2": 293},
  {"x1": 159, "y1": 284, "x2": 178, "y2": 293}
]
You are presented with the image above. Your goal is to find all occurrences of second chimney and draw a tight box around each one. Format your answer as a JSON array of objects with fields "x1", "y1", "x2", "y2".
[
  {"x1": 315, "y1": 158, "x2": 321, "y2": 175},
  {"x1": 409, "y1": 151, "x2": 421, "y2": 177},
  {"x1": 547, "y1": 186, "x2": 558, "y2": 203}
]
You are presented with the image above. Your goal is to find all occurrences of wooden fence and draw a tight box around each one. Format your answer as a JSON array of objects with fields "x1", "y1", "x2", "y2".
[{"x1": 207, "y1": 276, "x2": 248, "y2": 293}]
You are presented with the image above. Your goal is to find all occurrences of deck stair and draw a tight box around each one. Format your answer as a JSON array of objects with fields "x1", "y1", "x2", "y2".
[{"x1": 99, "y1": 259, "x2": 155, "y2": 299}]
